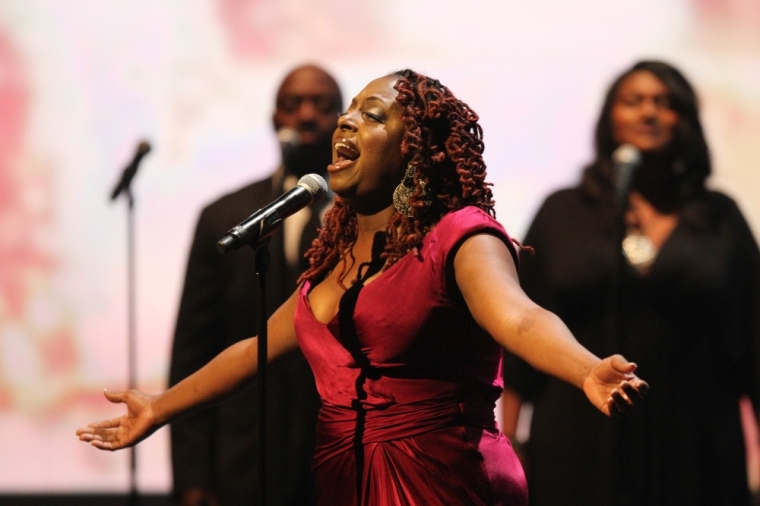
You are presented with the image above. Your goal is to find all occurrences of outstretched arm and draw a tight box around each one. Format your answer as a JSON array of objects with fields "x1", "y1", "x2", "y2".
[
  {"x1": 76, "y1": 288, "x2": 302, "y2": 450},
  {"x1": 454, "y1": 234, "x2": 647, "y2": 415}
]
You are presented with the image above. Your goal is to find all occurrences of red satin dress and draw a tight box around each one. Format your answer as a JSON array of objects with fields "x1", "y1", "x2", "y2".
[{"x1": 294, "y1": 207, "x2": 529, "y2": 506}]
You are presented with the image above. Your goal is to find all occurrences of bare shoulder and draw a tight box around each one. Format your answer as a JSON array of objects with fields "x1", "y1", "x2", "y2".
[{"x1": 454, "y1": 233, "x2": 518, "y2": 279}]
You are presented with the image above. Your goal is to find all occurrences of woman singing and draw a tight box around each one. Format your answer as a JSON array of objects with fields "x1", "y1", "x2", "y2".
[{"x1": 78, "y1": 69, "x2": 648, "y2": 506}]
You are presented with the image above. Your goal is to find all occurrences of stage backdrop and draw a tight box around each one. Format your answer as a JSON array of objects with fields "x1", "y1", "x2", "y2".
[{"x1": 0, "y1": 0, "x2": 758, "y2": 494}]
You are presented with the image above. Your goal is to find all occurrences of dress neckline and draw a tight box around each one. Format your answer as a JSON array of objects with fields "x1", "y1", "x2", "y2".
[{"x1": 305, "y1": 231, "x2": 389, "y2": 325}]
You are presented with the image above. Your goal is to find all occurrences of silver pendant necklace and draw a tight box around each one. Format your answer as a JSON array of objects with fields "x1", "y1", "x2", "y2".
[{"x1": 622, "y1": 228, "x2": 657, "y2": 273}]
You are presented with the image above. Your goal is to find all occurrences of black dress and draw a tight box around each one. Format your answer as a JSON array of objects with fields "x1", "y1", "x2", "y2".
[{"x1": 503, "y1": 186, "x2": 760, "y2": 506}]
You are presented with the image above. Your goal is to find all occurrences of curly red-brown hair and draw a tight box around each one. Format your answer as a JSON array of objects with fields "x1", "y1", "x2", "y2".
[{"x1": 299, "y1": 69, "x2": 495, "y2": 285}]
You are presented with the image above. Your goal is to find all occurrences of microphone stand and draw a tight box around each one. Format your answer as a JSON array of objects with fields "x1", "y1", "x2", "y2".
[
  {"x1": 119, "y1": 188, "x2": 139, "y2": 506},
  {"x1": 611, "y1": 188, "x2": 630, "y2": 506},
  {"x1": 214, "y1": 171, "x2": 328, "y2": 505},
  {"x1": 127, "y1": 189, "x2": 138, "y2": 506},
  {"x1": 109, "y1": 141, "x2": 150, "y2": 506},
  {"x1": 611, "y1": 190, "x2": 628, "y2": 353},
  {"x1": 111, "y1": 151, "x2": 150, "y2": 506},
  {"x1": 253, "y1": 241, "x2": 271, "y2": 506},
  {"x1": 609, "y1": 145, "x2": 640, "y2": 356}
]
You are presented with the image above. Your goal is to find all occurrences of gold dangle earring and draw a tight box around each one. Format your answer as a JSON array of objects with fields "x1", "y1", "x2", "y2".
[
  {"x1": 393, "y1": 164, "x2": 431, "y2": 218},
  {"x1": 393, "y1": 164, "x2": 416, "y2": 217}
]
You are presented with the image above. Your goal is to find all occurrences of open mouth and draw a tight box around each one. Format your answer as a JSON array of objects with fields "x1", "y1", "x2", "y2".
[
  {"x1": 329, "y1": 139, "x2": 360, "y2": 172},
  {"x1": 334, "y1": 139, "x2": 359, "y2": 162}
]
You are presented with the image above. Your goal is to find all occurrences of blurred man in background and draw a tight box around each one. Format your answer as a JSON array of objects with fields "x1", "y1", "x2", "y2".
[{"x1": 169, "y1": 64, "x2": 342, "y2": 506}]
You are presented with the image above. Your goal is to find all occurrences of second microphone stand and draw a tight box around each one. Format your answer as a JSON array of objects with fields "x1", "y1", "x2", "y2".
[{"x1": 611, "y1": 188, "x2": 632, "y2": 506}]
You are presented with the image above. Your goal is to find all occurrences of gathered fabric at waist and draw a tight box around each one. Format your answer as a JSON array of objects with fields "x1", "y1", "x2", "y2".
[{"x1": 313, "y1": 382, "x2": 498, "y2": 467}]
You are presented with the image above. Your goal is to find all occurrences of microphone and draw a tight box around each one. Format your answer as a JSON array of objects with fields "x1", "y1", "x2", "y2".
[
  {"x1": 277, "y1": 127, "x2": 299, "y2": 171},
  {"x1": 216, "y1": 173, "x2": 328, "y2": 254},
  {"x1": 110, "y1": 141, "x2": 152, "y2": 201},
  {"x1": 612, "y1": 143, "x2": 642, "y2": 202},
  {"x1": 277, "y1": 127, "x2": 299, "y2": 151}
]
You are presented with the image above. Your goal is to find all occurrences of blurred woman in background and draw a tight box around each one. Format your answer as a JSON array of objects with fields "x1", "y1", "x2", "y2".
[{"x1": 502, "y1": 60, "x2": 760, "y2": 506}]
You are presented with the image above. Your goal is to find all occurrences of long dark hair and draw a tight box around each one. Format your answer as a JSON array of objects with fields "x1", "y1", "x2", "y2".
[
  {"x1": 299, "y1": 70, "x2": 494, "y2": 284},
  {"x1": 582, "y1": 60, "x2": 711, "y2": 208}
]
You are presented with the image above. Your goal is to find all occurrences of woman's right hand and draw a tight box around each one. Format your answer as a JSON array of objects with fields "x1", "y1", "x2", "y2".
[{"x1": 76, "y1": 389, "x2": 159, "y2": 451}]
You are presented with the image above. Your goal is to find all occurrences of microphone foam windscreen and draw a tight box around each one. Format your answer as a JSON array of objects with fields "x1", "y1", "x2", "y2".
[
  {"x1": 297, "y1": 174, "x2": 328, "y2": 200},
  {"x1": 612, "y1": 144, "x2": 641, "y2": 167},
  {"x1": 277, "y1": 127, "x2": 299, "y2": 149}
]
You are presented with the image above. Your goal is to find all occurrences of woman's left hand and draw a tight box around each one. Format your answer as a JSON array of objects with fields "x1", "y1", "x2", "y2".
[{"x1": 582, "y1": 355, "x2": 649, "y2": 416}]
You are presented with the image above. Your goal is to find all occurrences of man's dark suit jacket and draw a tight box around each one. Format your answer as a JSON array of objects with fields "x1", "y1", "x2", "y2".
[{"x1": 169, "y1": 175, "x2": 322, "y2": 505}]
